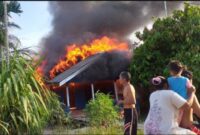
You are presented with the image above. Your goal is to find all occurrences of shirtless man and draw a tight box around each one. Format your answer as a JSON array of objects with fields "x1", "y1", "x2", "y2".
[{"x1": 118, "y1": 71, "x2": 138, "y2": 135}]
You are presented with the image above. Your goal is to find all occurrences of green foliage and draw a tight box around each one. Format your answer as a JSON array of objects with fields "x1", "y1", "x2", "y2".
[
  {"x1": 0, "y1": 51, "x2": 64, "y2": 134},
  {"x1": 130, "y1": 3, "x2": 200, "y2": 97},
  {"x1": 85, "y1": 92, "x2": 119, "y2": 127},
  {"x1": 47, "y1": 102, "x2": 71, "y2": 128}
]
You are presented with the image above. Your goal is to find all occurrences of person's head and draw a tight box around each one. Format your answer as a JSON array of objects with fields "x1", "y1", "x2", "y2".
[
  {"x1": 168, "y1": 60, "x2": 184, "y2": 76},
  {"x1": 151, "y1": 76, "x2": 168, "y2": 90},
  {"x1": 182, "y1": 70, "x2": 193, "y2": 82},
  {"x1": 119, "y1": 71, "x2": 131, "y2": 85}
]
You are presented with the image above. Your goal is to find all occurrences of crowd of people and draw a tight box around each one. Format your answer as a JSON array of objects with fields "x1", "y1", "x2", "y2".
[{"x1": 118, "y1": 60, "x2": 200, "y2": 135}]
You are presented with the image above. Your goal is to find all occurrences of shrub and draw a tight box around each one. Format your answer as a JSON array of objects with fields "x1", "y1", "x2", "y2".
[
  {"x1": 84, "y1": 92, "x2": 119, "y2": 127},
  {"x1": 47, "y1": 102, "x2": 71, "y2": 128}
]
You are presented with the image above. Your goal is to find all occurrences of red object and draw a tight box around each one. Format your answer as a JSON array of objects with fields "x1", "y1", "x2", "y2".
[{"x1": 191, "y1": 126, "x2": 200, "y2": 135}]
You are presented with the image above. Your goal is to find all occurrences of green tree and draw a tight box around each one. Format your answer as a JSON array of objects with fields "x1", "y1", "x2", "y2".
[
  {"x1": 0, "y1": 1, "x2": 22, "y2": 46},
  {"x1": 0, "y1": 1, "x2": 22, "y2": 28},
  {"x1": 130, "y1": 3, "x2": 200, "y2": 100}
]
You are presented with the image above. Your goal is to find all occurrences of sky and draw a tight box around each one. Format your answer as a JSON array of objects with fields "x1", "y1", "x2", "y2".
[{"x1": 10, "y1": 1, "x2": 52, "y2": 52}]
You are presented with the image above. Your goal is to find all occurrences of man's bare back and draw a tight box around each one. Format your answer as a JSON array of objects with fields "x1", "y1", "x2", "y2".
[{"x1": 123, "y1": 84, "x2": 136, "y2": 109}]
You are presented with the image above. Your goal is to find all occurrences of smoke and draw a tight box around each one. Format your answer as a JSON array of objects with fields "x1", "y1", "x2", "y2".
[{"x1": 40, "y1": 1, "x2": 182, "y2": 77}]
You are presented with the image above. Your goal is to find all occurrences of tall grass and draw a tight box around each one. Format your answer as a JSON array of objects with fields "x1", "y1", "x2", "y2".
[{"x1": 0, "y1": 51, "x2": 64, "y2": 134}]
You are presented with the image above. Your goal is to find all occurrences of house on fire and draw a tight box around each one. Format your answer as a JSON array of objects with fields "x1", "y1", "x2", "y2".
[{"x1": 48, "y1": 51, "x2": 131, "y2": 110}]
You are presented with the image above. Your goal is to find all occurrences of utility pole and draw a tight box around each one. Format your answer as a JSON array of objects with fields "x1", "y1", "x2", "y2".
[
  {"x1": 164, "y1": 1, "x2": 168, "y2": 17},
  {"x1": 3, "y1": 1, "x2": 10, "y2": 66}
]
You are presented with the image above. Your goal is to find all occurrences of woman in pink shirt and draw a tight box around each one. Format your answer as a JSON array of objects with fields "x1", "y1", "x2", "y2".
[{"x1": 144, "y1": 76, "x2": 197, "y2": 134}]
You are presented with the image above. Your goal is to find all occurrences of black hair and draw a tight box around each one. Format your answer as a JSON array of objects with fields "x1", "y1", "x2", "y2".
[
  {"x1": 151, "y1": 76, "x2": 167, "y2": 90},
  {"x1": 168, "y1": 60, "x2": 183, "y2": 74},
  {"x1": 182, "y1": 70, "x2": 193, "y2": 80},
  {"x1": 120, "y1": 71, "x2": 131, "y2": 82}
]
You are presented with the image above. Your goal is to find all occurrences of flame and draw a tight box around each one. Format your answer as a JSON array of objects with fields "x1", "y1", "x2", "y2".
[
  {"x1": 35, "y1": 60, "x2": 47, "y2": 88},
  {"x1": 49, "y1": 36, "x2": 128, "y2": 78},
  {"x1": 36, "y1": 61, "x2": 46, "y2": 76},
  {"x1": 34, "y1": 71, "x2": 45, "y2": 88}
]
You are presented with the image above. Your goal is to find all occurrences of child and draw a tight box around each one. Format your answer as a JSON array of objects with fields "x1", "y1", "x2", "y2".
[
  {"x1": 167, "y1": 60, "x2": 195, "y2": 100},
  {"x1": 167, "y1": 60, "x2": 199, "y2": 133},
  {"x1": 144, "y1": 76, "x2": 195, "y2": 134},
  {"x1": 117, "y1": 71, "x2": 137, "y2": 135}
]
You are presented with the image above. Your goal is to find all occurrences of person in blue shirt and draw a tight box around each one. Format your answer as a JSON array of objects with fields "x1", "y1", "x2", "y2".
[
  {"x1": 167, "y1": 60, "x2": 197, "y2": 131},
  {"x1": 167, "y1": 61, "x2": 194, "y2": 100}
]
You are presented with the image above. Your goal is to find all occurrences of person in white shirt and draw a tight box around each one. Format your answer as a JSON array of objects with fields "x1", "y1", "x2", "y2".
[{"x1": 144, "y1": 76, "x2": 196, "y2": 135}]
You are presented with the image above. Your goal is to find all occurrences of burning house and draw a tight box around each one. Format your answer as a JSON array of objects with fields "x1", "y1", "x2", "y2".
[
  {"x1": 36, "y1": 2, "x2": 183, "y2": 111},
  {"x1": 39, "y1": 36, "x2": 132, "y2": 110},
  {"x1": 48, "y1": 51, "x2": 130, "y2": 110}
]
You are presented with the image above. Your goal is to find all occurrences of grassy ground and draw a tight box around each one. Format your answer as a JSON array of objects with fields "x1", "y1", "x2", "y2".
[
  {"x1": 44, "y1": 124, "x2": 144, "y2": 135},
  {"x1": 52, "y1": 125, "x2": 123, "y2": 134},
  {"x1": 43, "y1": 112, "x2": 145, "y2": 134},
  {"x1": 70, "y1": 127, "x2": 144, "y2": 135}
]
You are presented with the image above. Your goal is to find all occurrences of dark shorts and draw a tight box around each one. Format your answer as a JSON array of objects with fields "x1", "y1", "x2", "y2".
[{"x1": 124, "y1": 108, "x2": 138, "y2": 135}]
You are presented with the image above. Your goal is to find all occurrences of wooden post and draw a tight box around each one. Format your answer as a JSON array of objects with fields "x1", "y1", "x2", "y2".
[
  {"x1": 91, "y1": 83, "x2": 95, "y2": 100},
  {"x1": 66, "y1": 86, "x2": 70, "y2": 107},
  {"x1": 114, "y1": 81, "x2": 119, "y2": 101}
]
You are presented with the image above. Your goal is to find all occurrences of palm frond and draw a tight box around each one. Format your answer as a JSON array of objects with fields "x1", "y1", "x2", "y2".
[
  {"x1": 7, "y1": 1, "x2": 23, "y2": 15},
  {"x1": 9, "y1": 34, "x2": 21, "y2": 48},
  {"x1": 0, "y1": 1, "x2": 23, "y2": 21},
  {"x1": 8, "y1": 22, "x2": 21, "y2": 29}
]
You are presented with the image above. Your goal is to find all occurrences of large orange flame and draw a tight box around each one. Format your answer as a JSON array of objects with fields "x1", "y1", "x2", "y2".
[
  {"x1": 36, "y1": 36, "x2": 129, "y2": 80},
  {"x1": 49, "y1": 36, "x2": 128, "y2": 79}
]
